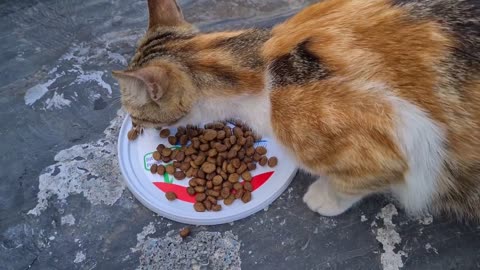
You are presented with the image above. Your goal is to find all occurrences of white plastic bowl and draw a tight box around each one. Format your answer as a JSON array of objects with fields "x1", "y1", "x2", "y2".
[{"x1": 117, "y1": 116, "x2": 297, "y2": 225}]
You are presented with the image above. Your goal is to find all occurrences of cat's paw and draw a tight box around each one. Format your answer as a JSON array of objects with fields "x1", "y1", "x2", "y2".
[{"x1": 303, "y1": 177, "x2": 361, "y2": 216}]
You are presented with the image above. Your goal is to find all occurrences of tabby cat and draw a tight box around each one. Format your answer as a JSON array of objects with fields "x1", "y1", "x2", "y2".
[{"x1": 113, "y1": 0, "x2": 480, "y2": 219}]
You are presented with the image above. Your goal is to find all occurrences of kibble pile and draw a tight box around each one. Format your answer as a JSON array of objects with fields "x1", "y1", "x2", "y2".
[{"x1": 146, "y1": 122, "x2": 278, "y2": 212}]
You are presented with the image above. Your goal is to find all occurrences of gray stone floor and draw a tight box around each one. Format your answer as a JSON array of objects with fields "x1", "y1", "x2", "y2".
[{"x1": 1, "y1": 0, "x2": 480, "y2": 269}]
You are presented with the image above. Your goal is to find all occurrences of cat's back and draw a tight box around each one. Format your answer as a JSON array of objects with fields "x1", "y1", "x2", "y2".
[{"x1": 263, "y1": 0, "x2": 480, "y2": 112}]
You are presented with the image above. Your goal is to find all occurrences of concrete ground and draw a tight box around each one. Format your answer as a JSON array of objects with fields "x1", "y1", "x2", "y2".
[{"x1": 1, "y1": 0, "x2": 480, "y2": 269}]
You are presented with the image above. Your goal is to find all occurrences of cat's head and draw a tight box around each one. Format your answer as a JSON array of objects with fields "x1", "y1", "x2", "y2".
[{"x1": 112, "y1": 0, "x2": 199, "y2": 128}]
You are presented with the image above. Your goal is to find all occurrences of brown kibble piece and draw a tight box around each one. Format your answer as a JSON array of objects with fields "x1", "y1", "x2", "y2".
[
  {"x1": 194, "y1": 155, "x2": 206, "y2": 166},
  {"x1": 227, "y1": 163, "x2": 236, "y2": 174},
  {"x1": 237, "y1": 163, "x2": 247, "y2": 174},
  {"x1": 195, "y1": 178, "x2": 206, "y2": 186},
  {"x1": 208, "y1": 149, "x2": 218, "y2": 157},
  {"x1": 244, "y1": 182, "x2": 253, "y2": 191},
  {"x1": 157, "y1": 165, "x2": 166, "y2": 175},
  {"x1": 128, "y1": 129, "x2": 139, "y2": 141},
  {"x1": 185, "y1": 146, "x2": 197, "y2": 156},
  {"x1": 194, "y1": 202, "x2": 206, "y2": 212},
  {"x1": 212, "y1": 204, "x2": 222, "y2": 211},
  {"x1": 176, "y1": 151, "x2": 185, "y2": 162},
  {"x1": 165, "y1": 192, "x2": 177, "y2": 201},
  {"x1": 156, "y1": 144, "x2": 166, "y2": 152},
  {"x1": 268, "y1": 156, "x2": 278, "y2": 167},
  {"x1": 224, "y1": 195, "x2": 235, "y2": 205},
  {"x1": 227, "y1": 149, "x2": 237, "y2": 159},
  {"x1": 221, "y1": 187, "x2": 230, "y2": 199},
  {"x1": 160, "y1": 129, "x2": 170, "y2": 138},
  {"x1": 247, "y1": 163, "x2": 256, "y2": 171},
  {"x1": 207, "y1": 196, "x2": 217, "y2": 204},
  {"x1": 242, "y1": 191, "x2": 252, "y2": 203},
  {"x1": 201, "y1": 162, "x2": 216, "y2": 174},
  {"x1": 212, "y1": 175, "x2": 223, "y2": 186},
  {"x1": 194, "y1": 186, "x2": 205, "y2": 193},
  {"x1": 179, "y1": 227, "x2": 190, "y2": 238},
  {"x1": 217, "y1": 130, "x2": 226, "y2": 140},
  {"x1": 222, "y1": 182, "x2": 233, "y2": 189},
  {"x1": 185, "y1": 167, "x2": 195, "y2": 178},
  {"x1": 228, "y1": 173, "x2": 240, "y2": 183},
  {"x1": 233, "y1": 127, "x2": 243, "y2": 138},
  {"x1": 199, "y1": 144, "x2": 209, "y2": 151},
  {"x1": 237, "y1": 136, "x2": 247, "y2": 146},
  {"x1": 150, "y1": 164, "x2": 158, "y2": 174},
  {"x1": 180, "y1": 162, "x2": 190, "y2": 171},
  {"x1": 203, "y1": 129, "x2": 217, "y2": 141},
  {"x1": 256, "y1": 146, "x2": 267, "y2": 155},
  {"x1": 179, "y1": 135, "x2": 189, "y2": 145},
  {"x1": 206, "y1": 180, "x2": 213, "y2": 189},
  {"x1": 161, "y1": 148, "x2": 172, "y2": 157},
  {"x1": 166, "y1": 165, "x2": 175, "y2": 175},
  {"x1": 174, "y1": 171, "x2": 186, "y2": 180},
  {"x1": 234, "y1": 189, "x2": 244, "y2": 199},
  {"x1": 204, "y1": 200, "x2": 212, "y2": 211},
  {"x1": 229, "y1": 135, "x2": 236, "y2": 145},
  {"x1": 215, "y1": 143, "x2": 228, "y2": 152},
  {"x1": 206, "y1": 190, "x2": 220, "y2": 197},
  {"x1": 168, "y1": 136, "x2": 177, "y2": 145},
  {"x1": 187, "y1": 187, "x2": 195, "y2": 195},
  {"x1": 231, "y1": 158, "x2": 241, "y2": 169},
  {"x1": 195, "y1": 193, "x2": 207, "y2": 202},
  {"x1": 259, "y1": 156, "x2": 268, "y2": 166},
  {"x1": 233, "y1": 182, "x2": 243, "y2": 191},
  {"x1": 245, "y1": 136, "x2": 254, "y2": 147},
  {"x1": 152, "y1": 151, "x2": 161, "y2": 161},
  {"x1": 242, "y1": 171, "x2": 252, "y2": 181}
]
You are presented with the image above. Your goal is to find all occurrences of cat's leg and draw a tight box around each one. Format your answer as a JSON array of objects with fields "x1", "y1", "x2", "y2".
[{"x1": 303, "y1": 176, "x2": 364, "y2": 216}]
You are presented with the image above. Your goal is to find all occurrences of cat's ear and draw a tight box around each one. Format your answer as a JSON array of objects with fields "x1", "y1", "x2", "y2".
[
  {"x1": 147, "y1": 0, "x2": 186, "y2": 30},
  {"x1": 112, "y1": 66, "x2": 168, "y2": 102}
]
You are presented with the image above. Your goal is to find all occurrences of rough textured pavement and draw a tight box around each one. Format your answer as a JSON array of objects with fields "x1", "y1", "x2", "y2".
[{"x1": 1, "y1": 0, "x2": 480, "y2": 269}]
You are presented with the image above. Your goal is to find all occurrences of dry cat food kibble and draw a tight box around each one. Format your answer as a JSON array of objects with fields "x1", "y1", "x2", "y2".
[
  {"x1": 165, "y1": 191, "x2": 177, "y2": 201},
  {"x1": 179, "y1": 227, "x2": 191, "y2": 238},
  {"x1": 146, "y1": 121, "x2": 279, "y2": 212}
]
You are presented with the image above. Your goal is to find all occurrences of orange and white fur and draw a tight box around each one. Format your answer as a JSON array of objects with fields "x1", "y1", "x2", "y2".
[{"x1": 113, "y1": 0, "x2": 480, "y2": 219}]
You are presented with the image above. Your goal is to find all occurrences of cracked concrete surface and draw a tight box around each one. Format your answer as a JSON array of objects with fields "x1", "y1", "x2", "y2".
[{"x1": 2, "y1": 0, "x2": 480, "y2": 269}]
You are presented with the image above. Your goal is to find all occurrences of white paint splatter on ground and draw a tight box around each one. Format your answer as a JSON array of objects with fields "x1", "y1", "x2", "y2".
[
  {"x1": 73, "y1": 70, "x2": 112, "y2": 95},
  {"x1": 28, "y1": 110, "x2": 126, "y2": 216},
  {"x1": 418, "y1": 214, "x2": 433, "y2": 225},
  {"x1": 133, "y1": 225, "x2": 241, "y2": 270},
  {"x1": 74, "y1": 251, "x2": 86, "y2": 263},
  {"x1": 361, "y1": 215, "x2": 368, "y2": 222},
  {"x1": 24, "y1": 77, "x2": 57, "y2": 106},
  {"x1": 425, "y1": 243, "x2": 439, "y2": 254},
  {"x1": 372, "y1": 204, "x2": 407, "y2": 270},
  {"x1": 23, "y1": 30, "x2": 141, "y2": 110},
  {"x1": 61, "y1": 214, "x2": 76, "y2": 226},
  {"x1": 44, "y1": 91, "x2": 72, "y2": 110},
  {"x1": 131, "y1": 222, "x2": 157, "y2": 253}
]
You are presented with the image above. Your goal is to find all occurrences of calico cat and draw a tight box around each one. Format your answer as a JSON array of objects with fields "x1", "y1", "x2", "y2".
[{"x1": 113, "y1": 0, "x2": 480, "y2": 220}]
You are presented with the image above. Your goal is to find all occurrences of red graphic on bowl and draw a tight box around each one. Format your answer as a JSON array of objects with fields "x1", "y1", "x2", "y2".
[{"x1": 153, "y1": 171, "x2": 274, "y2": 203}]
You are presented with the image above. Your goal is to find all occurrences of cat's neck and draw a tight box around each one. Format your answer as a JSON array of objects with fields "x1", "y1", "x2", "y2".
[{"x1": 176, "y1": 90, "x2": 273, "y2": 137}]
